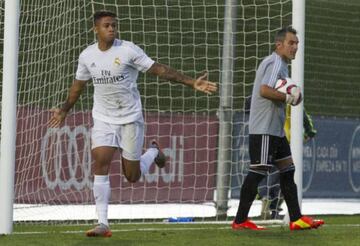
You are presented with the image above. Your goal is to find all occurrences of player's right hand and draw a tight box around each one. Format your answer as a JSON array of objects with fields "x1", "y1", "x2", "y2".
[{"x1": 48, "y1": 108, "x2": 67, "y2": 128}]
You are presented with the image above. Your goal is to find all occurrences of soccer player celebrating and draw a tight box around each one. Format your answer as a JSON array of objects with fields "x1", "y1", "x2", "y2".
[
  {"x1": 48, "y1": 10, "x2": 217, "y2": 237},
  {"x1": 232, "y1": 26, "x2": 323, "y2": 231}
]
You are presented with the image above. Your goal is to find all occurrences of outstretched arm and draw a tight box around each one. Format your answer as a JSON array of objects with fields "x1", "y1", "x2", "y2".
[
  {"x1": 48, "y1": 79, "x2": 87, "y2": 128},
  {"x1": 146, "y1": 62, "x2": 217, "y2": 95}
]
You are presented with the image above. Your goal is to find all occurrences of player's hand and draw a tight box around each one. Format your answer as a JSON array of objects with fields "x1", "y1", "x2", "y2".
[
  {"x1": 285, "y1": 87, "x2": 302, "y2": 106},
  {"x1": 285, "y1": 94, "x2": 295, "y2": 105},
  {"x1": 193, "y1": 72, "x2": 218, "y2": 95},
  {"x1": 48, "y1": 108, "x2": 67, "y2": 128}
]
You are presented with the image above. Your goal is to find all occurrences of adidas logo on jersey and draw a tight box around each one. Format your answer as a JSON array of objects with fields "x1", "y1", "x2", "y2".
[{"x1": 90, "y1": 62, "x2": 96, "y2": 68}]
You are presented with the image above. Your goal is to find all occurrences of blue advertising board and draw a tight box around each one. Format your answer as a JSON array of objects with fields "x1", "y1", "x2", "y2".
[{"x1": 231, "y1": 112, "x2": 360, "y2": 199}]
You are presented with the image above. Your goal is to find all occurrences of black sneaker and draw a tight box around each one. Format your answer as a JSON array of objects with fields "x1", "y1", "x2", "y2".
[{"x1": 149, "y1": 140, "x2": 166, "y2": 168}]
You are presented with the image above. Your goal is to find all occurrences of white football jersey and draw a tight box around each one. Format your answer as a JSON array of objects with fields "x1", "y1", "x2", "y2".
[{"x1": 75, "y1": 39, "x2": 155, "y2": 124}]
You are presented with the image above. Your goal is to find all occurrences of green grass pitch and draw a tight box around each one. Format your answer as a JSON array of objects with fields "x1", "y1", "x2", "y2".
[{"x1": 0, "y1": 215, "x2": 359, "y2": 246}]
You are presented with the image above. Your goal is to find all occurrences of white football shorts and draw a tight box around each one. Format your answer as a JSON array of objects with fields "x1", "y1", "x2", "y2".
[{"x1": 91, "y1": 118, "x2": 144, "y2": 161}]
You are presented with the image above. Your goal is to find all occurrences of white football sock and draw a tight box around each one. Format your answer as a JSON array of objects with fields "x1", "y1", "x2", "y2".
[
  {"x1": 93, "y1": 175, "x2": 110, "y2": 226},
  {"x1": 140, "y1": 148, "x2": 158, "y2": 175}
]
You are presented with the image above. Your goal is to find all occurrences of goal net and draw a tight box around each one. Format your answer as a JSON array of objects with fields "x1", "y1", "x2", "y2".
[{"x1": 0, "y1": 0, "x2": 292, "y2": 223}]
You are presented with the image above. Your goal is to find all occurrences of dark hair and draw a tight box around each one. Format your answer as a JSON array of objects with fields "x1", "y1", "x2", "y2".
[
  {"x1": 275, "y1": 26, "x2": 297, "y2": 43},
  {"x1": 93, "y1": 10, "x2": 116, "y2": 24}
]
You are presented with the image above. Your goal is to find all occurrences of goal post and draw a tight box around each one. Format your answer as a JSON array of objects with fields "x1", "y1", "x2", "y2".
[
  {"x1": 216, "y1": 0, "x2": 237, "y2": 217},
  {"x1": 0, "y1": 0, "x2": 20, "y2": 235},
  {"x1": 291, "y1": 0, "x2": 305, "y2": 212}
]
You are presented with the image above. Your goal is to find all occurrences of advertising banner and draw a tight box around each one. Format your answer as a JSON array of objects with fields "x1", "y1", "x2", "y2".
[
  {"x1": 15, "y1": 107, "x2": 218, "y2": 204},
  {"x1": 231, "y1": 112, "x2": 360, "y2": 199}
]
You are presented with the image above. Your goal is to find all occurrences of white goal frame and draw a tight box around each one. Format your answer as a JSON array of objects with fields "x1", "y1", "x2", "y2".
[
  {"x1": 291, "y1": 0, "x2": 305, "y2": 211},
  {"x1": 0, "y1": 0, "x2": 305, "y2": 234},
  {"x1": 0, "y1": 0, "x2": 20, "y2": 235}
]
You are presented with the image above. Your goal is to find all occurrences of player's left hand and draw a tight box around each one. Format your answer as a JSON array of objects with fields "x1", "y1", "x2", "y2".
[
  {"x1": 289, "y1": 87, "x2": 302, "y2": 106},
  {"x1": 48, "y1": 108, "x2": 67, "y2": 128},
  {"x1": 193, "y1": 72, "x2": 217, "y2": 95}
]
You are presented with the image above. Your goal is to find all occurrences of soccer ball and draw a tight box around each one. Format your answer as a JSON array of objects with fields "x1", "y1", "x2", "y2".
[
  {"x1": 275, "y1": 77, "x2": 302, "y2": 105},
  {"x1": 275, "y1": 77, "x2": 298, "y2": 94}
]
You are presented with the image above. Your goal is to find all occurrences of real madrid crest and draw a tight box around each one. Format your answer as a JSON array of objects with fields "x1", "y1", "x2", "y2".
[{"x1": 114, "y1": 57, "x2": 121, "y2": 65}]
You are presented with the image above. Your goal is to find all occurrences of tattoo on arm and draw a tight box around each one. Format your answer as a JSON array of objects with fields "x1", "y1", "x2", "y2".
[
  {"x1": 61, "y1": 80, "x2": 87, "y2": 113},
  {"x1": 147, "y1": 63, "x2": 194, "y2": 87}
]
